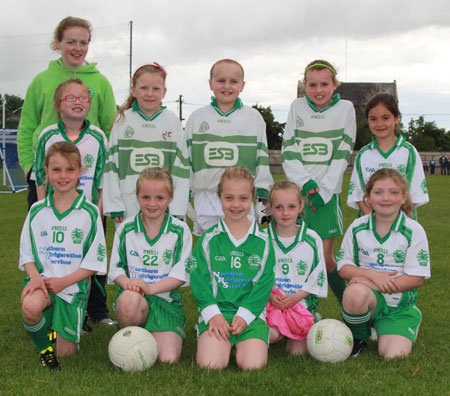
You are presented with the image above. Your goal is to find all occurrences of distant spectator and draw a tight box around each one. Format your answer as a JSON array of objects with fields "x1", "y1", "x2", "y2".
[
  {"x1": 423, "y1": 159, "x2": 429, "y2": 173},
  {"x1": 430, "y1": 158, "x2": 436, "y2": 174},
  {"x1": 439, "y1": 154, "x2": 446, "y2": 175}
]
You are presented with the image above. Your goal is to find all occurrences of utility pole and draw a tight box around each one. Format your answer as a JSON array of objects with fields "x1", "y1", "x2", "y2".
[
  {"x1": 178, "y1": 95, "x2": 184, "y2": 122},
  {"x1": 129, "y1": 21, "x2": 133, "y2": 87}
]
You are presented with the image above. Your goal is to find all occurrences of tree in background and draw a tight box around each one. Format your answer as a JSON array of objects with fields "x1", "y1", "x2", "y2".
[
  {"x1": 405, "y1": 116, "x2": 450, "y2": 151},
  {"x1": 253, "y1": 104, "x2": 284, "y2": 150},
  {"x1": 0, "y1": 94, "x2": 24, "y2": 129}
]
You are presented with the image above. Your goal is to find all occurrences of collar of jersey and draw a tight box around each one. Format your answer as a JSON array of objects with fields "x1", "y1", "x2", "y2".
[
  {"x1": 210, "y1": 96, "x2": 243, "y2": 117},
  {"x1": 370, "y1": 134, "x2": 404, "y2": 159},
  {"x1": 268, "y1": 220, "x2": 306, "y2": 253},
  {"x1": 219, "y1": 217, "x2": 258, "y2": 246},
  {"x1": 132, "y1": 100, "x2": 166, "y2": 121},
  {"x1": 45, "y1": 188, "x2": 85, "y2": 220},
  {"x1": 135, "y1": 209, "x2": 171, "y2": 246},
  {"x1": 369, "y1": 210, "x2": 406, "y2": 244},
  {"x1": 305, "y1": 93, "x2": 340, "y2": 113},
  {"x1": 57, "y1": 119, "x2": 91, "y2": 144}
]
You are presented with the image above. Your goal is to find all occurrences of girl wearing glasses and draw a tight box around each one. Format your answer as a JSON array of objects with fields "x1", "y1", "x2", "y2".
[
  {"x1": 17, "y1": 16, "x2": 116, "y2": 210},
  {"x1": 32, "y1": 78, "x2": 108, "y2": 213}
]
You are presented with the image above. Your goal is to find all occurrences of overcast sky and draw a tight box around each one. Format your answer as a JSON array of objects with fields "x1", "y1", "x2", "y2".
[{"x1": 2, "y1": 0, "x2": 450, "y2": 130}]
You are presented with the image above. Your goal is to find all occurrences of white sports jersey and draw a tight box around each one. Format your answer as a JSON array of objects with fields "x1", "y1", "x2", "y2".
[
  {"x1": 268, "y1": 221, "x2": 328, "y2": 312},
  {"x1": 32, "y1": 120, "x2": 108, "y2": 204},
  {"x1": 282, "y1": 96, "x2": 356, "y2": 204},
  {"x1": 337, "y1": 211, "x2": 430, "y2": 307},
  {"x1": 347, "y1": 135, "x2": 429, "y2": 209},
  {"x1": 103, "y1": 104, "x2": 189, "y2": 219},
  {"x1": 108, "y1": 212, "x2": 192, "y2": 305},
  {"x1": 184, "y1": 98, "x2": 273, "y2": 199},
  {"x1": 19, "y1": 191, "x2": 107, "y2": 304}
]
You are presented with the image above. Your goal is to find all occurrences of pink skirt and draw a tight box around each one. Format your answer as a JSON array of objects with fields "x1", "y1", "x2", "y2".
[{"x1": 266, "y1": 288, "x2": 315, "y2": 341}]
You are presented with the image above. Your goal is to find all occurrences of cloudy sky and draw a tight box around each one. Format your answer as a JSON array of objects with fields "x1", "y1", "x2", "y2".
[{"x1": 2, "y1": 0, "x2": 450, "y2": 130}]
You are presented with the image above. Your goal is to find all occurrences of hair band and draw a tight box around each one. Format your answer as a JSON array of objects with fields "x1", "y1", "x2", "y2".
[
  {"x1": 134, "y1": 62, "x2": 167, "y2": 78},
  {"x1": 305, "y1": 63, "x2": 336, "y2": 75}
]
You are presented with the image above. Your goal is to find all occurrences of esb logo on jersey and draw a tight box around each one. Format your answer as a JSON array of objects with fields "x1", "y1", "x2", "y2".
[
  {"x1": 205, "y1": 142, "x2": 238, "y2": 166},
  {"x1": 131, "y1": 148, "x2": 164, "y2": 172},
  {"x1": 299, "y1": 137, "x2": 332, "y2": 162}
]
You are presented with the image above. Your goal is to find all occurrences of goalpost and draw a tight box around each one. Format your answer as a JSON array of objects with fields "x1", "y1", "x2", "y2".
[{"x1": 1, "y1": 129, "x2": 27, "y2": 193}]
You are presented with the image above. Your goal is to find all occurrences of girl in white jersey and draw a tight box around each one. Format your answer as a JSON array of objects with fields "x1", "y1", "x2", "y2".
[
  {"x1": 103, "y1": 63, "x2": 189, "y2": 223},
  {"x1": 108, "y1": 167, "x2": 192, "y2": 363},
  {"x1": 183, "y1": 59, "x2": 273, "y2": 235},
  {"x1": 282, "y1": 59, "x2": 356, "y2": 304},
  {"x1": 33, "y1": 79, "x2": 108, "y2": 211},
  {"x1": 337, "y1": 169, "x2": 430, "y2": 358},
  {"x1": 266, "y1": 181, "x2": 327, "y2": 355},
  {"x1": 347, "y1": 93, "x2": 428, "y2": 219},
  {"x1": 33, "y1": 79, "x2": 112, "y2": 329},
  {"x1": 20, "y1": 142, "x2": 107, "y2": 370},
  {"x1": 190, "y1": 167, "x2": 275, "y2": 370}
]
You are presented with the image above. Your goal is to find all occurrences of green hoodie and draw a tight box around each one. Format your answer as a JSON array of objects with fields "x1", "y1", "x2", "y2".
[{"x1": 17, "y1": 58, "x2": 117, "y2": 172}]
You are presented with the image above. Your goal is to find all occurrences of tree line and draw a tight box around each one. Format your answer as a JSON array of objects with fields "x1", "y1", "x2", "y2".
[{"x1": 2, "y1": 94, "x2": 448, "y2": 151}]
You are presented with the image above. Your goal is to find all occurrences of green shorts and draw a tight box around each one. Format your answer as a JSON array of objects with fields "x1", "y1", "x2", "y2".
[
  {"x1": 114, "y1": 289, "x2": 186, "y2": 339},
  {"x1": 304, "y1": 194, "x2": 343, "y2": 239},
  {"x1": 24, "y1": 277, "x2": 87, "y2": 344},
  {"x1": 44, "y1": 293, "x2": 86, "y2": 343},
  {"x1": 371, "y1": 290, "x2": 422, "y2": 343},
  {"x1": 196, "y1": 317, "x2": 270, "y2": 346}
]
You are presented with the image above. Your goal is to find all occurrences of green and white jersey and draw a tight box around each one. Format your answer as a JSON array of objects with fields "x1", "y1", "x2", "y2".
[
  {"x1": 19, "y1": 191, "x2": 107, "y2": 304},
  {"x1": 347, "y1": 135, "x2": 429, "y2": 209},
  {"x1": 282, "y1": 96, "x2": 356, "y2": 204},
  {"x1": 108, "y1": 211, "x2": 192, "y2": 305},
  {"x1": 190, "y1": 218, "x2": 275, "y2": 325},
  {"x1": 268, "y1": 221, "x2": 327, "y2": 312},
  {"x1": 336, "y1": 211, "x2": 430, "y2": 307},
  {"x1": 184, "y1": 98, "x2": 273, "y2": 199},
  {"x1": 32, "y1": 120, "x2": 107, "y2": 204},
  {"x1": 103, "y1": 103, "x2": 190, "y2": 219}
]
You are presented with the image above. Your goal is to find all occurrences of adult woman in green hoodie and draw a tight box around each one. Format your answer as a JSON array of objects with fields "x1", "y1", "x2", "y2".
[{"x1": 17, "y1": 16, "x2": 116, "y2": 208}]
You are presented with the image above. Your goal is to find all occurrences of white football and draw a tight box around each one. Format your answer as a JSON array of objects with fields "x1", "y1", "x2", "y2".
[
  {"x1": 307, "y1": 319, "x2": 353, "y2": 363},
  {"x1": 108, "y1": 326, "x2": 158, "y2": 371}
]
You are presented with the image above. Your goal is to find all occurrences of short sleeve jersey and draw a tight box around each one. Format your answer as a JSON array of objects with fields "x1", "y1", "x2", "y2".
[
  {"x1": 184, "y1": 98, "x2": 273, "y2": 198},
  {"x1": 103, "y1": 103, "x2": 189, "y2": 218},
  {"x1": 108, "y1": 212, "x2": 192, "y2": 306},
  {"x1": 282, "y1": 96, "x2": 356, "y2": 204},
  {"x1": 336, "y1": 211, "x2": 430, "y2": 307},
  {"x1": 32, "y1": 120, "x2": 108, "y2": 204},
  {"x1": 190, "y1": 219, "x2": 275, "y2": 325},
  {"x1": 347, "y1": 135, "x2": 429, "y2": 209},
  {"x1": 268, "y1": 221, "x2": 327, "y2": 311},
  {"x1": 19, "y1": 191, "x2": 107, "y2": 304}
]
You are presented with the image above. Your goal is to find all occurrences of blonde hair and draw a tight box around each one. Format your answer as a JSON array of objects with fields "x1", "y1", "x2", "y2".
[
  {"x1": 50, "y1": 16, "x2": 92, "y2": 51},
  {"x1": 53, "y1": 79, "x2": 89, "y2": 118},
  {"x1": 303, "y1": 59, "x2": 340, "y2": 86},
  {"x1": 217, "y1": 167, "x2": 255, "y2": 199},
  {"x1": 210, "y1": 59, "x2": 245, "y2": 80},
  {"x1": 365, "y1": 168, "x2": 413, "y2": 216},
  {"x1": 268, "y1": 180, "x2": 304, "y2": 209},
  {"x1": 116, "y1": 64, "x2": 167, "y2": 124},
  {"x1": 44, "y1": 141, "x2": 82, "y2": 187},
  {"x1": 136, "y1": 167, "x2": 174, "y2": 199}
]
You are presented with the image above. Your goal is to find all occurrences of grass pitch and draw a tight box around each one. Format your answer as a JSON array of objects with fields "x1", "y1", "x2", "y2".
[{"x1": 0, "y1": 174, "x2": 448, "y2": 396}]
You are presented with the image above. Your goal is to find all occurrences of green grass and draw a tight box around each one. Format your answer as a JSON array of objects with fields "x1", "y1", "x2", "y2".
[{"x1": 1, "y1": 174, "x2": 449, "y2": 396}]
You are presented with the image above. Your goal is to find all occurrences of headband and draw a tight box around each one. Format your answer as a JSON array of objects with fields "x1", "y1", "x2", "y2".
[
  {"x1": 305, "y1": 63, "x2": 336, "y2": 75},
  {"x1": 134, "y1": 62, "x2": 167, "y2": 78},
  {"x1": 138, "y1": 168, "x2": 173, "y2": 187}
]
